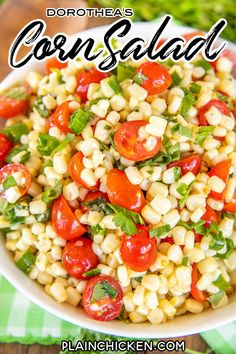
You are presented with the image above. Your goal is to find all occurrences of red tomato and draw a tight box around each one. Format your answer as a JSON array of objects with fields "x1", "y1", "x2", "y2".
[
  {"x1": 45, "y1": 57, "x2": 67, "y2": 75},
  {"x1": 160, "y1": 236, "x2": 174, "y2": 244},
  {"x1": 52, "y1": 102, "x2": 72, "y2": 133},
  {"x1": 82, "y1": 274, "x2": 123, "y2": 321},
  {"x1": 182, "y1": 31, "x2": 205, "y2": 42},
  {"x1": 0, "y1": 134, "x2": 13, "y2": 162},
  {"x1": 114, "y1": 120, "x2": 162, "y2": 162},
  {"x1": 76, "y1": 68, "x2": 109, "y2": 102},
  {"x1": 69, "y1": 152, "x2": 98, "y2": 190},
  {"x1": 52, "y1": 195, "x2": 86, "y2": 240},
  {"x1": 135, "y1": 62, "x2": 172, "y2": 95},
  {"x1": 194, "y1": 205, "x2": 219, "y2": 242},
  {"x1": 0, "y1": 84, "x2": 30, "y2": 119},
  {"x1": 210, "y1": 50, "x2": 236, "y2": 78},
  {"x1": 0, "y1": 163, "x2": 31, "y2": 197},
  {"x1": 62, "y1": 238, "x2": 99, "y2": 279},
  {"x1": 120, "y1": 225, "x2": 157, "y2": 272},
  {"x1": 168, "y1": 154, "x2": 201, "y2": 176},
  {"x1": 198, "y1": 99, "x2": 231, "y2": 126},
  {"x1": 208, "y1": 160, "x2": 231, "y2": 200},
  {"x1": 84, "y1": 191, "x2": 108, "y2": 203},
  {"x1": 223, "y1": 202, "x2": 236, "y2": 213},
  {"x1": 191, "y1": 263, "x2": 207, "y2": 302},
  {"x1": 106, "y1": 169, "x2": 146, "y2": 213}
]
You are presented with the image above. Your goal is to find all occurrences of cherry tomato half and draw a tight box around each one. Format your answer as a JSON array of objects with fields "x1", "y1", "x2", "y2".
[
  {"x1": 82, "y1": 274, "x2": 123, "y2": 321},
  {"x1": 0, "y1": 84, "x2": 31, "y2": 119},
  {"x1": 76, "y1": 68, "x2": 109, "y2": 103},
  {"x1": 52, "y1": 102, "x2": 72, "y2": 133},
  {"x1": 135, "y1": 62, "x2": 172, "y2": 95},
  {"x1": 45, "y1": 57, "x2": 68, "y2": 75},
  {"x1": 223, "y1": 202, "x2": 236, "y2": 213},
  {"x1": 194, "y1": 205, "x2": 219, "y2": 243},
  {"x1": 198, "y1": 99, "x2": 231, "y2": 126},
  {"x1": 84, "y1": 190, "x2": 108, "y2": 203},
  {"x1": 120, "y1": 225, "x2": 157, "y2": 272},
  {"x1": 0, "y1": 134, "x2": 13, "y2": 163},
  {"x1": 191, "y1": 263, "x2": 208, "y2": 302},
  {"x1": 69, "y1": 152, "x2": 98, "y2": 190},
  {"x1": 52, "y1": 195, "x2": 86, "y2": 240},
  {"x1": 208, "y1": 160, "x2": 231, "y2": 200},
  {"x1": 106, "y1": 169, "x2": 146, "y2": 213},
  {"x1": 62, "y1": 238, "x2": 99, "y2": 279},
  {"x1": 168, "y1": 154, "x2": 201, "y2": 176},
  {"x1": 0, "y1": 163, "x2": 31, "y2": 197},
  {"x1": 114, "y1": 120, "x2": 162, "y2": 162}
]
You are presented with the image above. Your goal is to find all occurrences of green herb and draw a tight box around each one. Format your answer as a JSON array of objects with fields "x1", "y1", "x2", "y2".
[
  {"x1": 107, "y1": 75, "x2": 121, "y2": 94},
  {"x1": 6, "y1": 145, "x2": 30, "y2": 164},
  {"x1": 2, "y1": 203, "x2": 26, "y2": 225},
  {"x1": 171, "y1": 123, "x2": 192, "y2": 138},
  {"x1": 3, "y1": 122, "x2": 29, "y2": 143},
  {"x1": 2, "y1": 175, "x2": 17, "y2": 189},
  {"x1": 137, "y1": 135, "x2": 180, "y2": 168},
  {"x1": 180, "y1": 94, "x2": 196, "y2": 118},
  {"x1": 91, "y1": 281, "x2": 117, "y2": 303},
  {"x1": 82, "y1": 197, "x2": 111, "y2": 214},
  {"x1": 182, "y1": 257, "x2": 189, "y2": 266},
  {"x1": 91, "y1": 224, "x2": 106, "y2": 236},
  {"x1": 134, "y1": 72, "x2": 148, "y2": 85},
  {"x1": 34, "y1": 209, "x2": 51, "y2": 223},
  {"x1": 177, "y1": 220, "x2": 192, "y2": 230},
  {"x1": 51, "y1": 68, "x2": 65, "y2": 83},
  {"x1": 53, "y1": 134, "x2": 75, "y2": 153},
  {"x1": 69, "y1": 108, "x2": 92, "y2": 134},
  {"x1": 177, "y1": 182, "x2": 193, "y2": 209},
  {"x1": 196, "y1": 126, "x2": 215, "y2": 145},
  {"x1": 222, "y1": 211, "x2": 236, "y2": 225},
  {"x1": 189, "y1": 82, "x2": 201, "y2": 95},
  {"x1": 117, "y1": 63, "x2": 136, "y2": 82},
  {"x1": 217, "y1": 239, "x2": 234, "y2": 259},
  {"x1": 109, "y1": 204, "x2": 144, "y2": 236},
  {"x1": 171, "y1": 71, "x2": 182, "y2": 86},
  {"x1": 41, "y1": 182, "x2": 62, "y2": 204},
  {"x1": 209, "y1": 225, "x2": 225, "y2": 251},
  {"x1": 109, "y1": 133, "x2": 117, "y2": 151},
  {"x1": 194, "y1": 59, "x2": 212, "y2": 72},
  {"x1": 34, "y1": 97, "x2": 50, "y2": 118},
  {"x1": 37, "y1": 133, "x2": 59, "y2": 156},
  {"x1": 216, "y1": 92, "x2": 233, "y2": 110},
  {"x1": 83, "y1": 268, "x2": 101, "y2": 278},
  {"x1": 162, "y1": 115, "x2": 178, "y2": 123},
  {"x1": 95, "y1": 138, "x2": 109, "y2": 151},
  {"x1": 208, "y1": 291, "x2": 225, "y2": 306},
  {"x1": 5, "y1": 86, "x2": 29, "y2": 100},
  {"x1": 213, "y1": 275, "x2": 230, "y2": 291},
  {"x1": 135, "y1": 277, "x2": 142, "y2": 283},
  {"x1": 173, "y1": 166, "x2": 181, "y2": 181},
  {"x1": 150, "y1": 224, "x2": 171, "y2": 238},
  {"x1": 16, "y1": 250, "x2": 36, "y2": 274},
  {"x1": 189, "y1": 220, "x2": 206, "y2": 235}
]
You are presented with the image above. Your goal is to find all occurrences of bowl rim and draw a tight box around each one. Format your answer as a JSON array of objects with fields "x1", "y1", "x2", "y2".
[{"x1": 1, "y1": 21, "x2": 236, "y2": 339}]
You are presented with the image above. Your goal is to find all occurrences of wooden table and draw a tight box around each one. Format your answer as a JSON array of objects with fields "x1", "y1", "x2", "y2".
[{"x1": 0, "y1": 1, "x2": 213, "y2": 353}]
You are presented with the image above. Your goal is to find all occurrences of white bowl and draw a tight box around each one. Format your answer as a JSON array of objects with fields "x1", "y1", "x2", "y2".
[{"x1": 1, "y1": 22, "x2": 236, "y2": 339}]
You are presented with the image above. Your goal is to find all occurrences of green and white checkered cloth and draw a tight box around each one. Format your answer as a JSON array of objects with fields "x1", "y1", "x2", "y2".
[{"x1": 0, "y1": 274, "x2": 236, "y2": 353}]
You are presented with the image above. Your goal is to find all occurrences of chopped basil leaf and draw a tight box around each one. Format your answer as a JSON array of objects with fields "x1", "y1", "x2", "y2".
[
  {"x1": 196, "y1": 126, "x2": 215, "y2": 145},
  {"x1": 6, "y1": 145, "x2": 30, "y2": 164},
  {"x1": 177, "y1": 220, "x2": 192, "y2": 230},
  {"x1": 102, "y1": 281, "x2": 118, "y2": 298},
  {"x1": 135, "y1": 277, "x2": 142, "y2": 283},
  {"x1": 194, "y1": 59, "x2": 212, "y2": 72},
  {"x1": 41, "y1": 182, "x2": 62, "y2": 204},
  {"x1": 91, "y1": 224, "x2": 106, "y2": 236},
  {"x1": 150, "y1": 224, "x2": 171, "y2": 238},
  {"x1": 34, "y1": 97, "x2": 50, "y2": 118},
  {"x1": 37, "y1": 133, "x2": 59, "y2": 156},
  {"x1": 117, "y1": 63, "x2": 136, "y2": 82},
  {"x1": 69, "y1": 108, "x2": 92, "y2": 134},
  {"x1": 113, "y1": 212, "x2": 137, "y2": 236},
  {"x1": 182, "y1": 257, "x2": 189, "y2": 266},
  {"x1": 189, "y1": 82, "x2": 201, "y2": 94},
  {"x1": 173, "y1": 166, "x2": 181, "y2": 181},
  {"x1": 216, "y1": 92, "x2": 233, "y2": 110},
  {"x1": 5, "y1": 86, "x2": 29, "y2": 100},
  {"x1": 95, "y1": 138, "x2": 109, "y2": 151},
  {"x1": 41, "y1": 159, "x2": 53, "y2": 173},
  {"x1": 180, "y1": 94, "x2": 196, "y2": 118},
  {"x1": 16, "y1": 250, "x2": 36, "y2": 274},
  {"x1": 109, "y1": 133, "x2": 117, "y2": 151},
  {"x1": 171, "y1": 71, "x2": 182, "y2": 86},
  {"x1": 208, "y1": 291, "x2": 225, "y2": 306},
  {"x1": 177, "y1": 182, "x2": 193, "y2": 209},
  {"x1": 83, "y1": 268, "x2": 101, "y2": 278},
  {"x1": 217, "y1": 239, "x2": 234, "y2": 259},
  {"x1": 53, "y1": 134, "x2": 75, "y2": 153},
  {"x1": 171, "y1": 123, "x2": 192, "y2": 138},
  {"x1": 91, "y1": 281, "x2": 117, "y2": 303},
  {"x1": 213, "y1": 275, "x2": 230, "y2": 291},
  {"x1": 50, "y1": 68, "x2": 65, "y2": 84},
  {"x1": 34, "y1": 209, "x2": 51, "y2": 223},
  {"x1": 189, "y1": 220, "x2": 206, "y2": 235},
  {"x1": 107, "y1": 76, "x2": 121, "y2": 94},
  {"x1": 134, "y1": 72, "x2": 148, "y2": 85},
  {"x1": 2, "y1": 203, "x2": 26, "y2": 225},
  {"x1": 3, "y1": 122, "x2": 29, "y2": 143},
  {"x1": 82, "y1": 197, "x2": 111, "y2": 214},
  {"x1": 3, "y1": 176, "x2": 17, "y2": 189}
]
